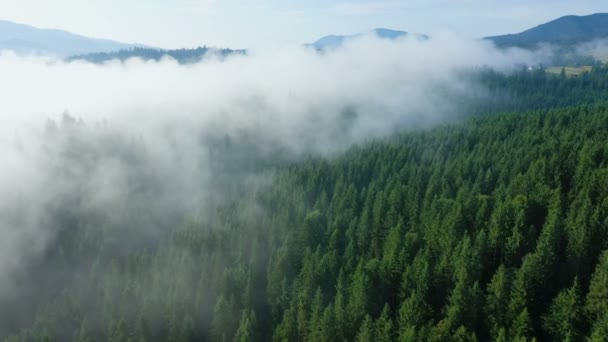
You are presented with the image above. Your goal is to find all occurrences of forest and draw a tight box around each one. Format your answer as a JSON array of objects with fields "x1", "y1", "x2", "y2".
[{"x1": 3, "y1": 65, "x2": 608, "y2": 342}]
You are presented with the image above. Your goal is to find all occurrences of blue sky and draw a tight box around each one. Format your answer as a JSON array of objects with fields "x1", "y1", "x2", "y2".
[{"x1": 0, "y1": 0, "x2": 606, "y2": 48}]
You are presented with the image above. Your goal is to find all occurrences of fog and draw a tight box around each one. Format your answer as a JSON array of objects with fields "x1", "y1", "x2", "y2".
[
  {"x1": 577, "y1": 38, "x2": 608, "y2": 62},
  {"x1": 0, "y1": 33, "x2": 543, "y2": 333},
  {"x1": 1, "y1": 34, "x2": 540, "y2": 149}
]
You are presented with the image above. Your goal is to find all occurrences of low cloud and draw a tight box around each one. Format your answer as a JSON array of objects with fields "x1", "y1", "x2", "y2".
[
  {"x1": 0, "y1": 33, "x2": 541, "y2": 332},
  {"x1": 576, "y1": 38, "x2": 608, "y2": 62}
]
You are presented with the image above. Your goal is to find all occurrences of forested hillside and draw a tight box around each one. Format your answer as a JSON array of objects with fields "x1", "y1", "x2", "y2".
[
  {"x1": 4, "y1": 65, "x2": 608, "y2": 342},
  {"x1": 466, "y1": 63, "x2": 608, "y2": 114}
]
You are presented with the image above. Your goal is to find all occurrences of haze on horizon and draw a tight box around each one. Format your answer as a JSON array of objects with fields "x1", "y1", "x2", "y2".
[{"x1": 0, "y1": 0, "x2": 605, "y2": 49}]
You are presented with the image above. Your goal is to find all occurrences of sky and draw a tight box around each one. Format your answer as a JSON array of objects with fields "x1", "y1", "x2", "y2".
[{"x1": 0, "y1": 0, "x2": 606, "y2": 49}]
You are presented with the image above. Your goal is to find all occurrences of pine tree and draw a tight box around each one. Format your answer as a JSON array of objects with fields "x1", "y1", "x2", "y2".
[
  {"x1": 234, "y1": 310, "x2": 256, "y2": 342},
  {"x1": 355, "y1": 315, "x2": 374, "y2": 342},
  {"x1": 375, "y1": 304, "x2": 393, "y2": 342},
  {"x1": 485, "y1": 265, "x2": 513, "y2": 338},
  {"x1": 543, "y1": 279, "x2": 583, "y2": 341},
  {"x1": 585, "y1": 250, "x2": 608, "y2": 321},
  {"x1": 588, "y1": 312, "x2": 608, "y2": 342}
]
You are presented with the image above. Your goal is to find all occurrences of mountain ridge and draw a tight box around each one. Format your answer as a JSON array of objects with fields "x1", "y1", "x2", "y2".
[
  {"x1": 3, "y1": 13, "x2": 608, "y2": 58},
  {"x1": 0, "y1": 19, "x2": 149, "y2": 57},
  {"x1": 310, "y1": 28, "x2": 428, "y2": 49},
  {"x1": 485, "y1": 13, "x2": 608, "y2": 48}
]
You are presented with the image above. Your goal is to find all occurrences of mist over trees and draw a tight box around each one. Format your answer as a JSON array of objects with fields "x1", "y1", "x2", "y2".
[
  {"x1": 67, "y1": 46, "x2": 246, "y2": 64},
  {"x1": 465, "y1": 63, "x2": 608, "y2": 114},
  {"x1": 1, "y1": 36, "x2": 608, "y2": 342},
  {"x1": 2, "y1": 66, "x2": 608, "y2": 341}
]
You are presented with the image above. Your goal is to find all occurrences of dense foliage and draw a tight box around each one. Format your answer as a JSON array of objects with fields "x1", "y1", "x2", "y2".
[{"x1": 4, "y1": 66, "x2": 608, "y2": 342}]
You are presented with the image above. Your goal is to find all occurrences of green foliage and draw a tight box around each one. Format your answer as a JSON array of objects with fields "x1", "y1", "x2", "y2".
[
  {"x1": 542, "y1": 279, "x2": 583, "y2": 341},
  {"x1": 5, "y1": 74, "x2": 608, "y2": 341}
]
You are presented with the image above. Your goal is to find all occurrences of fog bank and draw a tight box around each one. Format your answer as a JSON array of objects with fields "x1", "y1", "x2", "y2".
[{"x1": 0, "y1": 33, "x2": 541, "y2": 305}]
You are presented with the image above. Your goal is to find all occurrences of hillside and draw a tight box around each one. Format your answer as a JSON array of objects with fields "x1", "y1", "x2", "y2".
[
  {"x1": 486, "y1": 13, "x2": 608, "y2": 48},
  {"x1": 3, "y1": 65, "x2": 608, "y2": 341},
  {"x1": 0, "y1": 19, "x2": 146, "y2": 57}
]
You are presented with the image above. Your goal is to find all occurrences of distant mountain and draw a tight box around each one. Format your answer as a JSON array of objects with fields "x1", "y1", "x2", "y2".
[
  {"x1": 0, "y1": 19, "x2": 147, "y2": 57},
  {"x1": 68, "y1": 46, "x2": 246, "y2": 64},
  {"x1": 485, "y1": 13, "x2": 608, "y2": 48},
  {"x1": 310, "y1": 28, "x2": 428, "y2": 49}
]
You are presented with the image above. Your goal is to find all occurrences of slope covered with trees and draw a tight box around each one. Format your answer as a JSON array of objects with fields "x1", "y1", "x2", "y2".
[
  {"x1": 466, "y1": 63, "x2": 608, "y2": 114},
  {"x1": 3, "y1": 66, "x2": 608, "y2": 341}
]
